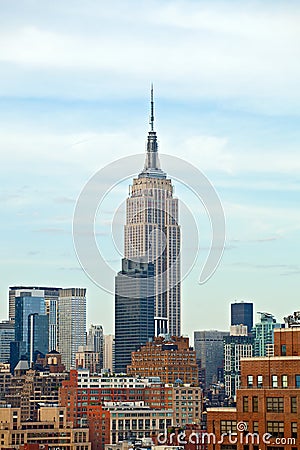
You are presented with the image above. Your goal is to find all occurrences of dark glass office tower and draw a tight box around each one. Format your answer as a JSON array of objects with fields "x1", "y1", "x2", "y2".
[
  {"x1": 28, "y1": 313, "x2": 49, "y2": 365},
  {"x1": 10, "y1": 291, "x2": 46, "y2": 372},
  {"x1": 115, "y1": 258, "x2": 155, "y2": 373},
  {"x1": 231, "y1": 301, "x2": 254, "y2": 333}
]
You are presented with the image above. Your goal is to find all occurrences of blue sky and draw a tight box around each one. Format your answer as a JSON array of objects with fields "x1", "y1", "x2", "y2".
[{"x1": 1, "y1": 0, "x2": 300, "y2": 339}]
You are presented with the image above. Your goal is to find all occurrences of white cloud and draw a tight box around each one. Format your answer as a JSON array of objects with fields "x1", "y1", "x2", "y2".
[{"x1": 0, "y1": 1, "x2": 299, "y2": 111}]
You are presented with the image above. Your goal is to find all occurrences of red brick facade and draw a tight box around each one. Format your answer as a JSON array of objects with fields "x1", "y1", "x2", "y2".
[{"x1": 206, "y1": 328, "x2": 300, "y2": 450}]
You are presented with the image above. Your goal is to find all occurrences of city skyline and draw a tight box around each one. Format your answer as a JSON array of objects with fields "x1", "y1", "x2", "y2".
[{"x1": 1, "y1": 1, "x2": 300, "y2": 338}]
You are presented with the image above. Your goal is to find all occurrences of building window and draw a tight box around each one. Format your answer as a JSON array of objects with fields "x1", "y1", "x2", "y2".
[
  {"x1": 257, "y1": 375, "x2": 263, "y2": 388},
  {"x1": 291, "y1": 396, "x2": 297, "y2": 413},
  {"x1": 291, "y1": 422, "x2": 297, "y2": 438},
  {"x1": 247, "y1": 375, "x2": 253, "y2": 388},
  {"x1": 253, "y1": 422, "x2": 259, "y2": 433},
  {"x1": 220, "y1": 421, "x2": 237, "y2": 433},
  {"x1": 252, "y1": 396, "x2": 258, "y2": 412},
  {"x1": 267, "y1": 421, "x2": 284, "y2": 438},
  {"x1": 281, "y1": 344, "x2": 286, "y2": 356},
  {"x1": 266, "y1": 397, "x2": 284, "y2": 413},
  {"x1": 295, "y1": 375, "x2": 300, "y2": 388},
  {"x1": 243, "y1": 396, "x2": 249, "y2": 412},
  {"x1": 272, "y1": 375, "x2": 278, "y2": 388},
  {"x1": 282, "y1": 375, "x2": 288, "y2": 388}
]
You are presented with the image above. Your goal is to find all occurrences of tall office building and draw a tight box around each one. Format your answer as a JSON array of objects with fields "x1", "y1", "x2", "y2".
[
  {"x1": 28, "y1": 313, "x2": 49, "y2": 365},
  {"x1": 230, "y1": 301, "x2": 253, "y2": 333},
  {"x1": 252, "y1": 312, "x2": 282, "y2": 357},
  {"x1": 10, "y1": 289, "x2": 47, "y2": 372},
  {"x1": 9, "y1": 286, "x2": 60, "y2": 351},
  {"x1": 224, "y1": 328, "x2": 254, "y2": 399},
  {"x1": 57, "y1": 288, "x2": 87, "y2": 371},
  {"x1": 115, "y1": 258, "x2": 155, "y2": 373},
  {"x1": 103, "y1": 334, "x2": 115, "y2": 372},
  {"x1": 0, "y1": 321, "x2": 15, "y2": 363},
  {"x1": 87, "y1": 324, "x2": 104, "y2": 369},
  {"x1": 124, "y1": 88, "x2": 181, "y2": 336},
  {"x1": 194, "y1": 330, "x2": 229, "y2": 389}
]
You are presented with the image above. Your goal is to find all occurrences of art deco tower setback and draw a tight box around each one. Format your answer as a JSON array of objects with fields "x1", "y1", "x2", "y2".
[{"x1": 124, "y1": 88, "x2": 181, "y2": 336}]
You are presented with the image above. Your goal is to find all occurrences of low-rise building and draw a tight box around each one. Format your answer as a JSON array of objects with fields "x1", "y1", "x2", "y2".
[
  {"x1": 172, "y1": 385, "x2": 202, "y2": 427},
  {"x1": 106, "y1": 403, "x2": 173, "y2": 444},
  {"x1": 0, "y1": 405, "x2": 91, "y2": 449}
]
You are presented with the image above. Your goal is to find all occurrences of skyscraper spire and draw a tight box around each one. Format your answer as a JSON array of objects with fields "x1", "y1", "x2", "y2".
[
  {"x1": 150, "y1": 83, "x2": 154, "y2": 131},
  {"x1": 139, "y1": 85, "x2": 166, "y2": 179}
]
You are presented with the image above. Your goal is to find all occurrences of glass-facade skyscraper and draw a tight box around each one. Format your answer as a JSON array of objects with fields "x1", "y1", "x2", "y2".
[
  {"x1": 115, "y1": 258, "x2": 155, "y2": 373},
  {"x1": 10, "y1": 289, "x2": 47, "y2": 372},
  {"x1": 231, "y1": 301, "x2": 253, "y2": 334}
]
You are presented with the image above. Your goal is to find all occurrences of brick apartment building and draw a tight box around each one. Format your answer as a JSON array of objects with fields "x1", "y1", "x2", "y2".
[
  {"x1": 206, "y1": 324, "x2": 300, "y2": 450},
  {"x1": 127, "y1": 336, "x2": 199, "y2": 385}
]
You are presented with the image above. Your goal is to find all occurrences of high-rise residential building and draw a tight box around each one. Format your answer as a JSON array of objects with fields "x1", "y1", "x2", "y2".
[
  {"x1": 0, "y1": 321, "x2": 15, "y2": 363},
  {"x1": 10, "y1": 289, "x2": 47, "y2": 372},
  {"x1": 194, "y1": 330, "x2": 229, "y2": 389},
  {"x1": 115, "y1": 258, "x2": 155, "y2": 373},
  {"x1": 9, "y1": 286, "x2": 60, "y2": 352},
  {"x1": 224, "y1": 329, "x2": 254, "y2": 399},
  {"x1": 230, "y1": 301, "x2": 254, "y2": 333},
  {"x1": 58, "y1": 288, "x2": 87, "y2": 371},
  {"x1": 87, "y1": 324, "x2": 104, "y2": 369},
  {"x1": 252, "y1": 311, "x2": 282, "y2": 357},
  {"x1": 103, "y1": 334, "x2": 115, "y2": 372},
  {"x1": 124, "y1": 88, "x2": 181, "y2": 336},
  {"x1": 128, "y1": 336, "x2": 198, "y2": 384}
]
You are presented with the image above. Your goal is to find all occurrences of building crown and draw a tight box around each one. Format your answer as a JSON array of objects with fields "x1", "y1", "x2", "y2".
[{"x1": 138, "y1": 85, "x2": 166, "y2": 179}]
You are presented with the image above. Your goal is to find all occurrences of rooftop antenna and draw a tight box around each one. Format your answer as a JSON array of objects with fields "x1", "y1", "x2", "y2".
[{"x1": 150, "y1": 83, "x2": 154, "y2": 131}]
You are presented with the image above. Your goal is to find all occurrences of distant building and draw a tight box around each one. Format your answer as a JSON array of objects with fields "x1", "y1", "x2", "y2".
[
  {"x1": 230, "y1": 301, "x2": 253, "y2": 333},
  {"x1": 224, "y1": 330, "x2": 254, "y2": 399},
  {"x1": 194, "y1": 330, "x2": 229, "y2": 389},
  {"x1": 76, "y1": 346, "x2": 100, "y2": 374},
  {"x1": 128, "y1": 336, "x2": 198, "y2": 384},
  {"x1": 57, "y1": 288, "x2": 87, "y2": 371},
  {"x1": 87, "y1": 324, "x2": 104, "y2": 370},
  {"x1": 0, "y1": 320, "x2": 15, "y2": 363},
  {"x1": 8, "y1": 286, "x2": 60, "y2": 352},
  {"x1": 10, "y1": 289, "x2": 47, "y2": 372},
  {"x1": 103, "y1": 334, "x2": 115, "y2": 373},
  {"x1": 115, "y1": 259, "x2": 155, "y2": 373},
  {"x1": 252, "y1": 312, "x2": 282, "y2": 356},
  {"x1": 28, "y1": 313, "x2": 49, "y2": 365}
]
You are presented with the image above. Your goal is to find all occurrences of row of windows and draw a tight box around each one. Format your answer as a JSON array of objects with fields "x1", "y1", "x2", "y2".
[
  {"x1": 247, "y1": 374, "x2": 300, "y2": 388},
  {"x1": 220, "y1": 420, "x2": 297, "y2": 438},
  {"x1": 243, "y1": 396, "x2": 297, "y2": 413}
]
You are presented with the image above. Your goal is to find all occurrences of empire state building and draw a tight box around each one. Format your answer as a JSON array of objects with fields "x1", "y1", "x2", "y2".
[{"x1": 124, "y1": 88, "x2": 181, "y2": 337}]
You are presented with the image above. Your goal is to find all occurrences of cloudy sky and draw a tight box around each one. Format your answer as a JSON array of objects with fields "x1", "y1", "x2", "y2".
[{"x1": 1, "y1": 0, "x2": 300, "y2": 338}]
